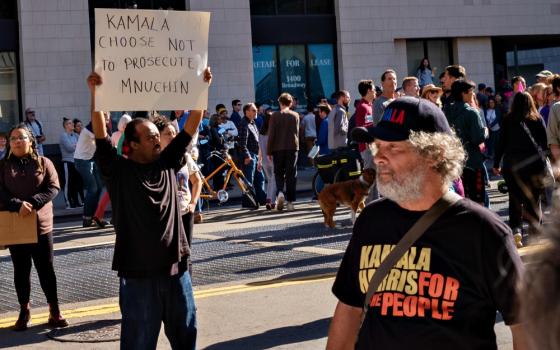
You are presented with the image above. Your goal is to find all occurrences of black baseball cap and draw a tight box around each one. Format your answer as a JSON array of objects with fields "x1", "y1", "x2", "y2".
[{"x1": 352, "y1": 96, "x2": 451, "y2": 142}]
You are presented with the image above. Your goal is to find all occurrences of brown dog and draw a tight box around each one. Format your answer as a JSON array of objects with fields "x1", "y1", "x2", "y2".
[{"x1": 318, "y1": 168, "x2": 376, "y2": 228}]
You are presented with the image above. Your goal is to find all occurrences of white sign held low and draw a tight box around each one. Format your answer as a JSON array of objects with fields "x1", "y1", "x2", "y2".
[{"x1": 94, "y1": 8, "x2": 210, "y2": 111}]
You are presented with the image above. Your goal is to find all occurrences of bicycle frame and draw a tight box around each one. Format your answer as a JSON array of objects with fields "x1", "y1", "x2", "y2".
[{"x1": 199, "y1": 152, "x2": 249, "y2": 200}]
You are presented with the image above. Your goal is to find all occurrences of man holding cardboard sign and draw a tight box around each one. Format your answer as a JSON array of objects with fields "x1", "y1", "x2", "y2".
[{"x1": 88, "y1": 62, "x2": 211, "y2": 348}]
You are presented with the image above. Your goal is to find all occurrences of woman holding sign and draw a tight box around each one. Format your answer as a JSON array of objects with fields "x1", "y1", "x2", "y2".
[{"x1": 0, "y1": 124, "x2": 68, "y2": 331}]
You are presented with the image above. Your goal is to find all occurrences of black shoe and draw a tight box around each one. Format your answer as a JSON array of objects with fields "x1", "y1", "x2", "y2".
[
  {"x1": 92, "y1": 217, "x2": 109, "y2": 228},
  {"x1": 83, "y1": 218, "x2": 93, "y2": 228},
  {"x1": 13, "y1": 308, "x2": 30, "y2": 332},
  {"x1": 47, "y1": 304, "x2": 68, "y2": 328}
]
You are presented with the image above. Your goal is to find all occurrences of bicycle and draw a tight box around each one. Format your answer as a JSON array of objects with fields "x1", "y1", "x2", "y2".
[{"x1": 198, "y1": 149, "x2": 259, "y2": 209}]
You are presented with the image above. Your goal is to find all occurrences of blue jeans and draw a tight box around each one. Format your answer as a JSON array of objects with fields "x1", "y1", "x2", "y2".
[
  {"x1": 74, "y1": 158, "x2": 103, "y2": 218},
  {"x1": 119, "y1": 271, "x2": 197, "y2": 350},
  {"x1": 242, "y1": 152, "x2": 267, "y2": 205}
]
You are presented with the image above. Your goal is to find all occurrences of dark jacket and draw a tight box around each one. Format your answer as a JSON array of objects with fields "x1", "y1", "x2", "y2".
[
  {"x1": 444, "y1": 102, "x2": 486, "y2": 169},
  {"x1": 494, "y1": 116, "x2": 548, "y2": 174},
  {"x1": 0, "y1": 155, "x2": 59, "y2": 235},
  {"x1": 230, "y1": 111, "x2": 242, "y2": 128},
  {"x1": 237, "y1": 116, "x2": 260, "y2": 159}
]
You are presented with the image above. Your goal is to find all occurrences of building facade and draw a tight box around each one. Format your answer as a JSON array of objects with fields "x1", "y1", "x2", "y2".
[{"x1": 2, "y1": 0, "x2": 559, "y2": 152}]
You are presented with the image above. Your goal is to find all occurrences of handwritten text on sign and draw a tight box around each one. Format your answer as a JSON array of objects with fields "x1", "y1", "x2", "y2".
[{"x1": 94, "y1": 8, "x2": 210, "y2": 111}]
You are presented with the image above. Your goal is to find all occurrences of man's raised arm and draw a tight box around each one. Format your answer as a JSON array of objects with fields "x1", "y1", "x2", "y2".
[
  {"x1": 183, "y1": 67, "x2": 213, "y2": 137},
  {"x1": 87, "y1": 72, "x2": 107, "y2": 139}
]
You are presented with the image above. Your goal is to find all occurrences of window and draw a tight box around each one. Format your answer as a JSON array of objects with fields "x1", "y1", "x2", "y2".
[
  {"x1": 506, "y1": 46, "x2": 560, "y2": 85},
  {"x1": 88, "y1": 0, "x2": 185, "y2": 11},
  {"x1": 277, "y1": 0, "x2": 304, "y2": 15},
  {"x1": 253, "y1": 45, "x2": 279, "y2": 108},
  {"x1": 308, "y1": 44, "x2": 335, "y2": 104},
  {"x1": 279, "y1": 45, "x2": 307, "y2": 106},
  {"x1": 253, "y1": 44, "x2": 337, "y2": 109},
  {"x1": 250, "y1": 0, "x2": 275, "y2": 15},
  {"x1": 250, "y1": 0, "x2": 334, "y2": 16},
  {"x1": 406, "y1": 39, "x2": 452, "y2": 85},
  {"x1": 306, "y1": 0, "x2": 334, "y2": 14},
  {"x1": 0, "y1": 0, "x2": 16, "y2": 19},
  {"x1": 0, "y1": 52, "x2": 20, "y2": 132}
]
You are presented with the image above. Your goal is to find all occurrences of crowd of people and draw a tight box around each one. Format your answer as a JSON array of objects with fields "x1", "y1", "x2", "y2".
[{"x1": 1, "y1": 60, "x2": 560, "y2": 349}]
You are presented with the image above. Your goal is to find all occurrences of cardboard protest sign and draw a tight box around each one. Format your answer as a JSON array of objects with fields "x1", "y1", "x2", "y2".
[
  {"x1": 0, "y1": 211, "x2": 38, "y2": 246},
  {"x1": 94, "y1": 8, "x2": 210, "y2": 111}
]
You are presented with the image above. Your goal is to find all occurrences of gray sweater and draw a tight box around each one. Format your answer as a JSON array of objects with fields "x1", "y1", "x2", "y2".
[
  {"x1": 59, "y1": 132, "x2": 79, "y2": 162},
  {"x1": 328, "y1": 104, "x2": 348, "y2": 150}
]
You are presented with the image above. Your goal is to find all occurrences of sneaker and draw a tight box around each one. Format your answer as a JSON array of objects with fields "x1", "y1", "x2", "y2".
[
  {"x1": 276, "y1": 192, "x2": 285, "y2": 211},
  {"x1": 513, "y1": 232, "x2": 523, "y2": 249},
  {"x1": 286, "y1": 202, "x2": 294, "y2": 211}
]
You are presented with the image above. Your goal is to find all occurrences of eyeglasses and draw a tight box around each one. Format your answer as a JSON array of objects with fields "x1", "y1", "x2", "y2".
[
  {"x1": 9, "y1": 136, "x2": 29, "y2": 142},
  {"x1": 236, "y1": 104, "x2": 242, "y2": 106}
]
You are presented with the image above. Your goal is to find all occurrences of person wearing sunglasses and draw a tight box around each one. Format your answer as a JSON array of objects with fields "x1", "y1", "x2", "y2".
[{"x1": 230, "y1": 99, "x2": 243, "y2": 128}]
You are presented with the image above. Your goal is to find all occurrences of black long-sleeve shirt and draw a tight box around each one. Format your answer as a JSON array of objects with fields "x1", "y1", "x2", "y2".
[
  {"x1": 95, "y1": 131, "x2": 192, "y2": 278},
  {"x1": 494, "y1": 116, "x2": 548, "y2": 174},
  {"x1": 0, "y1": 156, "x2": 59, "y2": 235}
]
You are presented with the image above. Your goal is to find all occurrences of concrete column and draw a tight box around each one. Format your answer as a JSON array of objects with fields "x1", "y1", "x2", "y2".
[
  {"x1": 187, "y1": 0, "x2": 255, "y2": 111},
  {"x1": 19, "y1": 0, "x2": 91, "y2": 148},
  {"x1": 454, "y1": 37, "x2": 494, "y2": 88}
]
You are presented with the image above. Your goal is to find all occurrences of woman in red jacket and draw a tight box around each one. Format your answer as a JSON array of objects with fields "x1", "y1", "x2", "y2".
[{"x1": 0, "y1": 124, "x2": 67, "y2": 331}]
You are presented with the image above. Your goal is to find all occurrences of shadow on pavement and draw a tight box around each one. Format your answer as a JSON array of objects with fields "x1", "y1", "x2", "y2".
[
  {"x1": 0, "y1": 323, "x2": 51, "y2": 348},
  {"x1": 47, "y1": 319, "x2": 120, "y2": 343},
  {"x1": 203, "y1": 317, "x2": 330, "y2": 350},
  {"x1": 246, "y1": 268, "x2": 337, "y2": 286},
  {"x1": 53, "y1": 229, "x2": 115, "y2": 245}
]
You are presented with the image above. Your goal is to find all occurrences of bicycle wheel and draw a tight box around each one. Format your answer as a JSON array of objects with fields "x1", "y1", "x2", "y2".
[{"x1": 237, "y1": 175, "x2": 259, "y2": 209}]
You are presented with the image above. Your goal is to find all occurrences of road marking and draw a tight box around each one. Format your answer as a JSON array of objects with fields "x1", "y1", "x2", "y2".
[
  {"x1": 0, "y1": 273, "x2": 335, "y2": 328},
  {"x1": 294, "y1": 246, "x2": 344, "y2": 255},
  {"x1": 53, "y1": 241, "x2": 115, "y2": 252},
  {"x1": 193, "y1": 233, "x2": 224, "y2": 241}
]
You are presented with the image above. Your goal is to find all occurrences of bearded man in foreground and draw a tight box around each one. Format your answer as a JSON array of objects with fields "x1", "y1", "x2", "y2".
[{"x1": 326, "y1": 96, "x2": 529, "y2": 350}]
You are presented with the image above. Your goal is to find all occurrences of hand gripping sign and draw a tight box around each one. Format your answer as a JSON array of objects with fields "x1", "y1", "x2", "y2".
[{"x1": 94, "y1": 8, "x2": 210, "y2": 111}]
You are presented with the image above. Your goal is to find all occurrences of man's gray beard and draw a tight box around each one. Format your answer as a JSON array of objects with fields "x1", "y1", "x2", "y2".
[{"x1": 376, "y1": 165, "x2": 426, "y2": 204}]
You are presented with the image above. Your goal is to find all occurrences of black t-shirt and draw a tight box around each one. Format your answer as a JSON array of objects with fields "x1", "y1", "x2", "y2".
[
  {"x1": 95, "y1": 131, "x2": 192, "y2": 278},
  {"x1": 332, "y1": 198, "x2": 522, "y2": 350}
]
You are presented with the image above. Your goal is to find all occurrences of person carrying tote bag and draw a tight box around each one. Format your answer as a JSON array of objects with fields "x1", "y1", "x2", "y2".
[{"x1": 0, "y1": 123, "x2": 68, "y2": 331}]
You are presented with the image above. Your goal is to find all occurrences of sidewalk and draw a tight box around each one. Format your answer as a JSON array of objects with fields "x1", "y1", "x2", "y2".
[{"x1": 52, "y1": 167, "x2": 318, "y2": 219}]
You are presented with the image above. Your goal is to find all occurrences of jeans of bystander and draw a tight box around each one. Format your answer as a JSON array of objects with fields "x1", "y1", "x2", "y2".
[
  {"x1": 74, "y1": 158, "x2": 103, "y2": 218},
  {"x1": 242, "y1": 152, "x2": 267, "y2": 205}
]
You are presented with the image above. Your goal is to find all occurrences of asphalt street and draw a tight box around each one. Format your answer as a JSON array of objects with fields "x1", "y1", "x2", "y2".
[{"x1": 0, "y1": 185, "x2": 528, "y2": 349}]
